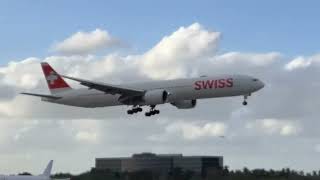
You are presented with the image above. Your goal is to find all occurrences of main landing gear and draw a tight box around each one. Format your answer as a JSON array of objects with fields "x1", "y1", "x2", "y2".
[
  {"x1": 127, "y1": 106, "x2": 143, "y2": 114},
  {"x1": 145, "y1": 105, "x2": 160, "y2": 117},
  {"x1": 242, "y1": 94, "x2": 250, "y2": 106},
  {"x1": 126, "y1": 105, "x2": 160, "y2": 116}
]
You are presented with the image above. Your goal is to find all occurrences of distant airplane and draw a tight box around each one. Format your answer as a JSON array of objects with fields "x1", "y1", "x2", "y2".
[
  {"x1": 22, "y1": 62, "x2": 264, "y2": 116},
  {"x1": 0, "y1": 161, "x2": 55, "y2": 180}
]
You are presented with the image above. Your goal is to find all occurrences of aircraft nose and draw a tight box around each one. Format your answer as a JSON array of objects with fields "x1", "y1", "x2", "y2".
[
  {"x1": 258, "y1": 80, "x2": 265, "y2": 89},
  {"x1": 252, "y1": 78, "x2": 265, "y2": 91}
]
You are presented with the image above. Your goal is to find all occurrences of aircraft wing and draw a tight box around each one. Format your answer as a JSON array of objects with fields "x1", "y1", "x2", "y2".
[
  {"x1": 61, "y1": 75, "x2": 144, "y2": 96},
  {"x1": 21, "y1": 93, "x2": 61, "y2": 99}
]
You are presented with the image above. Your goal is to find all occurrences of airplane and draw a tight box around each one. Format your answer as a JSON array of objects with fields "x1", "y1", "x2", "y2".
[
  {"x1": 0, "y1": 160, "x2": 54, "y2": 180},
  {"x1": 21, "y1": 62, "x2": 265, "y2": 116}
]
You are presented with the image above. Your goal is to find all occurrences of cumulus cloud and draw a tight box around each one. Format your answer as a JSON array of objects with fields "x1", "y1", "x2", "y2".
[
  {"x1": 213, "y1": 52, "x2": 281, "y2": 67},
  {"x1": 52, "y1": 29, "x2": 121, "y2": 55},
  {"x1": 246, "y1": 119, "x2": 301, "y2": 136},
  {"x1": 139, "y1": 23, "x2": 221, "y2": 79},
  {"x1": 0, "y1": 57, "x2": 42, "y2": 89},
  {"x1": 284, "y1": 54, "x2": 320, "y2": 71},
  {"x1": 1, "y1": 23, "x2": 320, "y2": 173},
  {"x1": 149, "y1": 121, "x2": 227, "y2": 141},
  {"x1": 285, "y1": 56, "x2": 312, "y2": 71}
]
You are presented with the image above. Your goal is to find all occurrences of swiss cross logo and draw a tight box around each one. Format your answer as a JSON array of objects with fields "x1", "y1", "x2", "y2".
[{"x1": 47, "y1": 71, "x2": 59, "y2": 85}]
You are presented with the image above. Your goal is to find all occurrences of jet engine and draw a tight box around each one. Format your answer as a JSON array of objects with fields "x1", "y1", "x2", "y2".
[
  {"x1": 143, "y1": 89, "x2": 168, "y2": 105},
  {"x1": 171, "y1": 99, "x2": 197, "y2": 109}
]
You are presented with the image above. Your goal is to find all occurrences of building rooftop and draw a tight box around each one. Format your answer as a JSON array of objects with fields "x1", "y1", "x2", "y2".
[{"x1": 96, "y1": 152, "x2": 223, "y2": 160}]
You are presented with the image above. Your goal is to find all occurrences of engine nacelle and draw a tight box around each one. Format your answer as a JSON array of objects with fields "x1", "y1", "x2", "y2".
[
  {"x1": 143, "y1": 89, "x2": 168, "y2": 105},
  {"x1": 171, "y1": 100, "x2": 197, "y2": 109}
]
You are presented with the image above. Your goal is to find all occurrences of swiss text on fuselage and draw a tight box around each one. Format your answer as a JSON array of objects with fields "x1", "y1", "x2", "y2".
[{"x1": 194, "y1": 78, "x2": 233, "y2": 90}]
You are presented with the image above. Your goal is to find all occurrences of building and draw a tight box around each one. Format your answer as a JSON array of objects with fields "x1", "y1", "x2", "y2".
[{"x1": 95, "y1": 152, "x2": 223, "y2": 174}]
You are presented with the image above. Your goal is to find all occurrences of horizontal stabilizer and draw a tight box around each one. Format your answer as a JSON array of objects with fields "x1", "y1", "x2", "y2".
[{"x1": 21, "y1": 92, "x2": 61, "y2": 99}]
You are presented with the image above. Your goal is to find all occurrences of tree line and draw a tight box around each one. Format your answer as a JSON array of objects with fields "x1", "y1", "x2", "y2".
[{"x1": 49, "y1": 166, "x2": 320, "y2": 180}]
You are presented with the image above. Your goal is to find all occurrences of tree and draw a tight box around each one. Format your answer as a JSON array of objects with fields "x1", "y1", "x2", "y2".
[{"x1": 18, "y1": 172, "x2": 32, "y2": 176}]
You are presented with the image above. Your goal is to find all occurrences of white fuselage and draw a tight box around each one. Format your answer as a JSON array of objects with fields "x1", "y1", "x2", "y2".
[
  {"x1": 43, "y1": 74, "x2": 264, "y2": 108},
  {"x1": 0, "y1": 175, "x2": 49, "y2": 180}
]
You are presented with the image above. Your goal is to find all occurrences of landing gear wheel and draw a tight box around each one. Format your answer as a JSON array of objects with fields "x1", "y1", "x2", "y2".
[
  {"x1": 127, "y1": 106, "x2": 143, "y2": 115},
  {"x1": 144, "y1": 105, "x2": 160, "y2": 116},
  {"x1": 242, "y1": 101, "x2": 248, "y2": 106},
  {"x1": 127, "y1": 110, "x2": 134, "y2": 114}
]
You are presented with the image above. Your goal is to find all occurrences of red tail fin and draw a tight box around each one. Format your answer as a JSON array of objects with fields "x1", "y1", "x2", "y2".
[{"x1": 41, "y1": 62, "x2": 71, "y2": 94}]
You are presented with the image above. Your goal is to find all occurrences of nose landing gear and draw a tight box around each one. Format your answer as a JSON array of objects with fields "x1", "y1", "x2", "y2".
[{"x1": 242, "y1": 94, "x2": 250, "y2": 106}]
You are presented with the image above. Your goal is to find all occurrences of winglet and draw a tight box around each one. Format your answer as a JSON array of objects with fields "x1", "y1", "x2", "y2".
[{"x1": 42, "y1": 160, "x2": 53, "y2": 177}]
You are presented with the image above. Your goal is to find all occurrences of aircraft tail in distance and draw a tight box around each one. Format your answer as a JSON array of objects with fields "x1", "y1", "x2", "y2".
[{"x1": 42, "y1": 160, "x2": 53, "y2": 177}]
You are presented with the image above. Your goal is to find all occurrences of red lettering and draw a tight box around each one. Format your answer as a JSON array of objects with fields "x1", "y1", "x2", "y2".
[
  {"x1": 202, "y1": 80, "x2": 214, "y2": 89},
  {"x1": 214, "y1": 80, "x2": 218, "y2": 89},
  {"x1": 194, "y1": 81, "x2": 202, "y2": 90},
  {"x1": 226, "y1": 78, "x2": 233, "y2": 87},
  {"x1": 195, "y1": 78, "x2": 233, "y2": 90},
  {"x1": 218, "y1": 79, "x2": 226, "y2": 88}
]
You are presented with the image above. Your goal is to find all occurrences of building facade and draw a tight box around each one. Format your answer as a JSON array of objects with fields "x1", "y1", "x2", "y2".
[{"x1": 95, "y1": 153, "x2": 223, "y2": 174}]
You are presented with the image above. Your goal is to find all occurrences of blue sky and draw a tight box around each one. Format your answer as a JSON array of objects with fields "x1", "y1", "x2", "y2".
[{"x1": 0, "y1": 0, "x2": 319, "y2": 64}]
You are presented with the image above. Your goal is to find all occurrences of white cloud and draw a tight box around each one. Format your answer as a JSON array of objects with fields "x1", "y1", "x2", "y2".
[
  {"x1": 246, "y1": 119, "x2": 301, "y2": 136},
  {"x1": 149, "y1": 121, "x2": 227, "y2": 141},
  {"x1": 285, "y1": 54, "x2": 320, "y2": 71},
  {"x1": 52, "y1": 29, "x2": 121, "y2": 55},
  {"x1": 0, "y1": 57, "x2": 42, "y2": 89},
  {"x1": 64, "y1": 120, "x2": 101, "y2": 143},
  {"x1": 139, "y1": 23, "x2": 221, "y2": 79},
  {"x1": 285, "y1": 56, "x2": 312, "y2": 71},
  {"x1": 213, "y1": 52, "x2": 281, "y2": 67},
  {"x1": 172, "y1": 121, "x2": 227, "y2": 140},
  {"x1": 75, "y1": 131, "x2": 98, "y2": 143}
]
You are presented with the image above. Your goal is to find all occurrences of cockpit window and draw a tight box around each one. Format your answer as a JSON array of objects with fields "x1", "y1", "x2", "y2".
[{"x1": 252, "y1": 78, "x2": 258, "y2": 82}]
